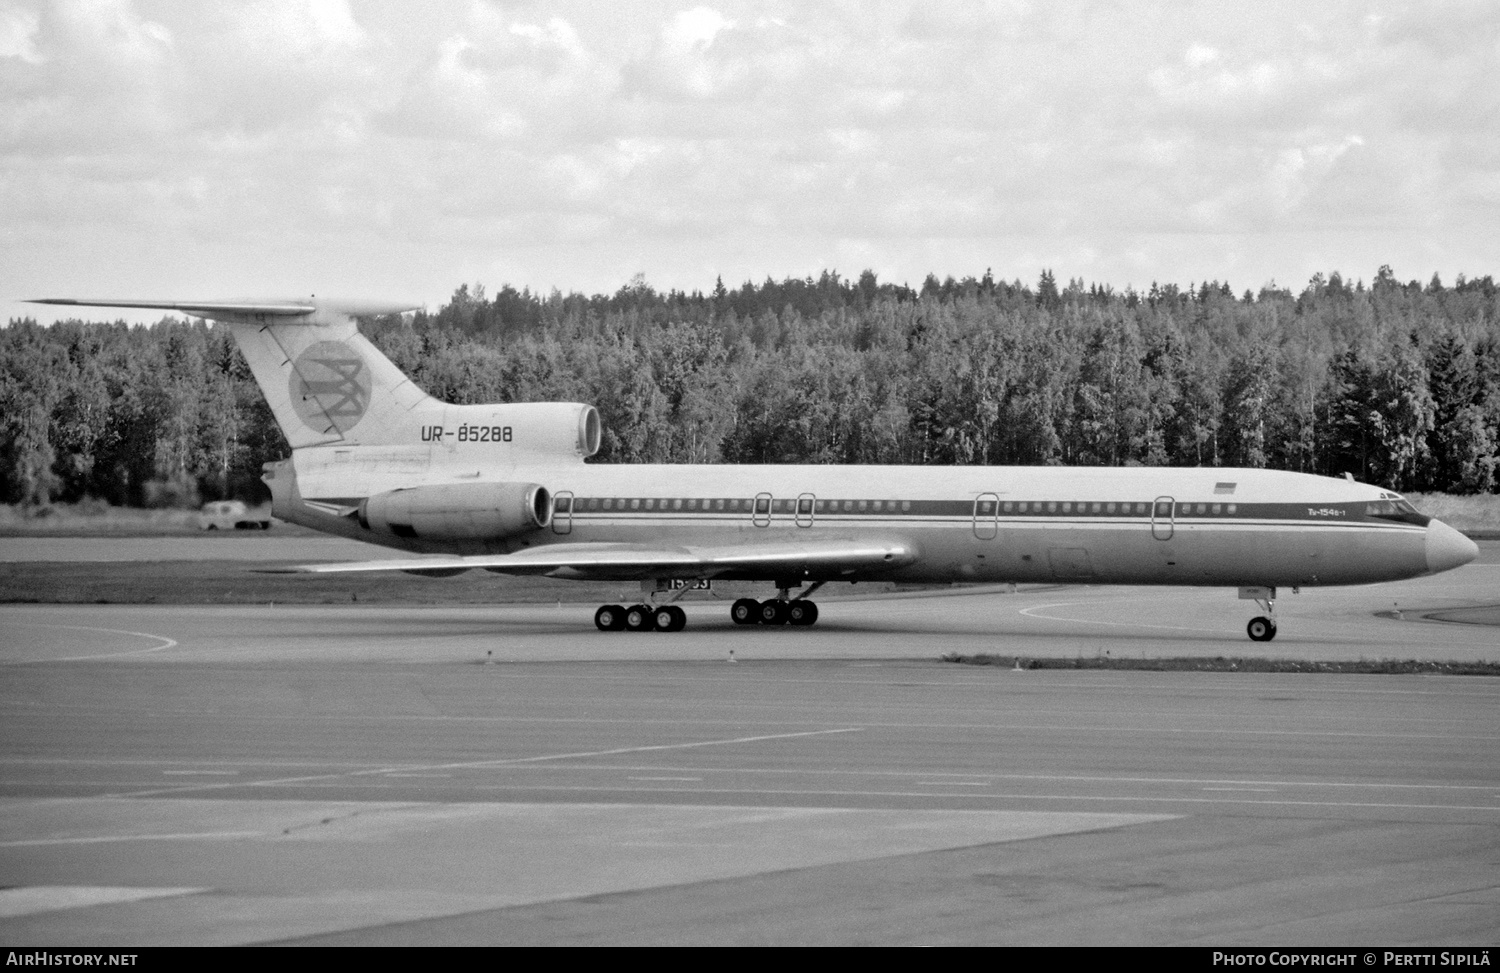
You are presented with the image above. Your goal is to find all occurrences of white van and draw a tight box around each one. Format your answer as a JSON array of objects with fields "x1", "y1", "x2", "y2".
[{"x1": 198, "y1": 500, "x2": 272, "y2": 530}]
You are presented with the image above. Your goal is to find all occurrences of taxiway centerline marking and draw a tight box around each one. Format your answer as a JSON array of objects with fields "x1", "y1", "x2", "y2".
[
  {"x1": 0, "y1": 831, "x2": 262, "y2": 847},
  {"x1": 274, "y1": 780, "x2": 1500, "y2": 814},
  {"x1": 2, "y1": 622, "x2": 178, "y2": 662},
  {"x1": 14, "y1": 760, "x2": 1499, "y2": 794},
  {"x1": 1015, "y1": 599, "x2": 1499, "y2": 648},
  {"x1": 1019, "y1": 600, "x2": 1231, "y2": 636},
  {"x1": 108, "y1": 727, "x2": 864, "y2": 798}
]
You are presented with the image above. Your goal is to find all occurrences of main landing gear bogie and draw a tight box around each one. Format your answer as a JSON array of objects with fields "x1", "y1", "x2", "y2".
[
  {"x1": 597, "y1": 583, "x2": 825, "y2": 634},
  {"x1": 732, "y1": 597, "x2": 819, "y2": 627},
  {"x1": 595, "y1": 603, "x2": 686, "y2": 633}
]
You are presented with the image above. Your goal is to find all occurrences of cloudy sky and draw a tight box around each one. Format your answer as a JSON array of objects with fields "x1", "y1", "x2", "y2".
[{"x1": 4, "y1": 0, "x2": 1498, "y2": 324}]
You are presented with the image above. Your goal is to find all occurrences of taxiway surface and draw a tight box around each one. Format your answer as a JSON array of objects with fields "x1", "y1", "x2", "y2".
[{"x1": 1, "y1": 555, "x2": 1497, "y2": 945}]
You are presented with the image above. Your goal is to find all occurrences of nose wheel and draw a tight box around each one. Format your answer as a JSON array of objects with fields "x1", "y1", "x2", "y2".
[{"x1": 1241, "y1": 587, "x2": 1278, "y2": 641}]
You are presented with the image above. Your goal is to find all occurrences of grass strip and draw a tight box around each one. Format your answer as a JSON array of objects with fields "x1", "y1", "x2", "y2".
[{"x1": 942, "y1": 653, "x2": 1500, "y2": 675}]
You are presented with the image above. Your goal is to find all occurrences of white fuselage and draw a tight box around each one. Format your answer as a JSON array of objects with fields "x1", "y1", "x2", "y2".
[{"x1": 267, "y1": 437, "x2": 1444, "y2": 588}]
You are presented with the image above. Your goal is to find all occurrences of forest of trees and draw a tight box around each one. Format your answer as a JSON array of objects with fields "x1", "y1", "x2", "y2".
[{"x1": 3, "y1": 266, "x2": 1498, "y2": 509}]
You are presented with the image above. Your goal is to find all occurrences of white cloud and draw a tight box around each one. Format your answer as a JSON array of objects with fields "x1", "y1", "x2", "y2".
[
  {"x1": 4, "y1": 0, "x2": 1499, "y2": 320},
  {"x1": 0, "y1": 4, "x2": 42, "y2": 63},
  {"x1": 664, "y1": 6, "x2": 733, "y2": 51},
  {"x1": 231, "y1": 0, "x2": 364, "y2": 58},
  {"x1": 510, "y1": 17, "x2": 586, "y2": 60},
  {"x1": 621, "y1": 5, "x2": 750, "y2": 100},
  {"x1": 1184, "y1": 44, "x2": 1218, "y2": 68}
]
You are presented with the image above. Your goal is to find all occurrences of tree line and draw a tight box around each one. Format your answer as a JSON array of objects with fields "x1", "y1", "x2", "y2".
[{"x1": 3, "y1": 266, "x2": 1497, "y2": 508}]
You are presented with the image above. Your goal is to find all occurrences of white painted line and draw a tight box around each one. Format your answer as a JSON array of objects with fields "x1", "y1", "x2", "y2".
[
  {"x1": 458, "y1": 727, "x2": 865, "y2": 770},
  {"x1": 115, "y1": 727, "x2": 864, "y2": 798},
  {"x1": 0, "y1": 831, "x2": 262, "y2": 848},
  {"x1": 2, "y1": 622, "x2": 178, "y2": 662},
  {"x1": 382, "y1": 773, "x2": 453, "y2": 778},
  {"x1": 1202, "y1": 787, "x2": 1279, "y2": 793},
  {"x1": 162, "y1": 770, "x2": 239, "y2": 776},
  {"x1": 405, "y1": 781, "x2": 1500, "y2": 813},
  {"x1": 0, "y1": 886, "x2": 205, "y2": 919},
  {"x1": 1020, "y1": 600, "x2": 1235, "y2": 636},
  {"x1": 579, "y1": 765, "x2": 1500, "y2": 794},
  {"x1": 628, "y1": 776, "x2": 704, "y2": 782}
]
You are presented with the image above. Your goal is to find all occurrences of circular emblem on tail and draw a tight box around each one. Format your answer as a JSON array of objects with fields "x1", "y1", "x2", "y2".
[{"x1": 289, "y1": 341, "x2": 372, "y2": 434}]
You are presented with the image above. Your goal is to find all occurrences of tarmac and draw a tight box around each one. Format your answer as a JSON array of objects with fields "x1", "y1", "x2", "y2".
[{"x1": 0, "y1": 539, "x2": 1496, "y2": 945}]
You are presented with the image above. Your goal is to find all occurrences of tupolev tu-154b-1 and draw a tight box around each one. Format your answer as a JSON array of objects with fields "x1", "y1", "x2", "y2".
[{"x1": 32, "y1": 296, "x2": 1479, "y2": 640}]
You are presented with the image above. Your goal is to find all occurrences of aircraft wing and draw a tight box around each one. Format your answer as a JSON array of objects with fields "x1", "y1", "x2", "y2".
[{"x1": 259, "y1": 538, "x2": 917, "y2": 581}]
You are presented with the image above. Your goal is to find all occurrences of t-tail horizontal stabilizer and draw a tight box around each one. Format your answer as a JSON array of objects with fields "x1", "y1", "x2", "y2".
[
  {"x1": 30, "y1": 296, "x2": 433, "y2": 450},
  {"x1": 28, "y1": 297, "x2": 418, "y2": 323}
]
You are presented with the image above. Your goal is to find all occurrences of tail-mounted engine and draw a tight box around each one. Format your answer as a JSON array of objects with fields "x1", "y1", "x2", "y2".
[
  {"x1": 492, "y1": 403, "x2": 602, "y2": 459},
  {"x1": 358, "y1": 482, "x2": 552, "y2": 541}
]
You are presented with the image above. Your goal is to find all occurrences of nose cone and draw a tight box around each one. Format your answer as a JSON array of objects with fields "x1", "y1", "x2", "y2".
[{"x1": 1425, "y1": 519, "x2": 1479, "y2": 575}]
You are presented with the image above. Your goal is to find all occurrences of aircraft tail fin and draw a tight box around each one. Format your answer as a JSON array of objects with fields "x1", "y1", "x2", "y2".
[{"x1": 30, "y1": 297, "x2": 438, "y2": 450}]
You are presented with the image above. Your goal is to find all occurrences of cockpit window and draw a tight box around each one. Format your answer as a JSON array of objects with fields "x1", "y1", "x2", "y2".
[{"x1": 1366, "y1": 498, "x2": 1430, "y2": 527}]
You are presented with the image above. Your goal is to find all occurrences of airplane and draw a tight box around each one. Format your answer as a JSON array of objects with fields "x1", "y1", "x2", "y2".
[{"x1": 31, "y1": 296, "x2": 1480, "y2": 640}]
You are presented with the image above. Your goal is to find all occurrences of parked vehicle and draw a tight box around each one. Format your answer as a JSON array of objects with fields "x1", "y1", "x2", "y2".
[{"x1": 199, "y1": 500, "x2": 272, "y2": 530}]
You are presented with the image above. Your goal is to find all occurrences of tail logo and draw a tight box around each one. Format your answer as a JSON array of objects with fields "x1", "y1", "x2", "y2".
[{"x1": 290, "y1": 341, "x2": 372, "y2": 434}]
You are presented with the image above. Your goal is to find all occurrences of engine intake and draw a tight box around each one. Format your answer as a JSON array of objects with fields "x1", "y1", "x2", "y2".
[{"x1": 359, "y1": 482, "x2": 551, "y2": 541}]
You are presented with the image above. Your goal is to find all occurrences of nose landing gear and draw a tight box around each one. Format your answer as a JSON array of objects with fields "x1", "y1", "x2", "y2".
[{"x1": 1240, "y1": 586, "x2": 1278, "y2": 641}]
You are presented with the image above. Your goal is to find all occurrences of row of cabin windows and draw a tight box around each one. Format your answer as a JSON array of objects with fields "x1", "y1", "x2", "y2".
[
  {"x1": 987, "y1": 500, "x2": 1239, "y2": 516},
  {"x1": 563, "y1": 497, "x2": 1240, "y2": 516},
  {"x1": 572, "y1": 497, "x2": 863, "y2": 513}
]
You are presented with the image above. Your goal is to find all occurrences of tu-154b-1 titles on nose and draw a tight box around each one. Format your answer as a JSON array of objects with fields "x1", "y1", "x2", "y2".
[{"x1": 32, "y1": 296, "x2": 1479, "y2": 640}]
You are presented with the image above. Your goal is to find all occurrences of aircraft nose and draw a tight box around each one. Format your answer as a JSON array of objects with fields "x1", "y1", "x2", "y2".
[{"x1": 1425, "y1": 519, "x2": 1479, "y2": 575}]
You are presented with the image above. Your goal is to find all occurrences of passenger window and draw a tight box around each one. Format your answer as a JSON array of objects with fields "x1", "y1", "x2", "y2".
[
  {"x1": 798, "y1": 498, "x2": 813, "y2": 514},
  {"x1": 755, "y1": 497, "x2": 769, "y2": 514}
]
